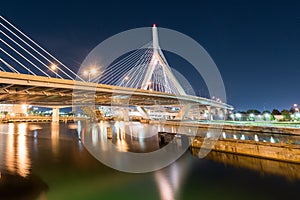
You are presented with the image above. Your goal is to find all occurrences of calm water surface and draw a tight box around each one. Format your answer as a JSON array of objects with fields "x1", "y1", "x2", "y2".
[{"x1": 0, "y1": 121, "x2": 300, "y2": 200}]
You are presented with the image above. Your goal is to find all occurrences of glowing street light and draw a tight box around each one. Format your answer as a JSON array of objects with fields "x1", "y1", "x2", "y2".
[
  {"x1": 90, "y1": 68, "x2": 97, "y2": 75},
  {"x1": 50, "y1": 63, "x2": 58, "y2": 77},
  {"x1": 50, "y1": 63, "x2": 57, "y2": 70},
  {"x1": 84, "y1": 67, "x2": 97, "y2": 82}
]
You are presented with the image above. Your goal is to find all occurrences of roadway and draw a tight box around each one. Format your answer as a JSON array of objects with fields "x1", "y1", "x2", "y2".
[{"x1": 0, "y1": 71, "x2": 233, "y2": 110}]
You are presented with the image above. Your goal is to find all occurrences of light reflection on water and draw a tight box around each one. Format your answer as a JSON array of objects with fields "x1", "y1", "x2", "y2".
[
  {"x1": 2, "y1": 123, "x2": 31, "y2": 178},
  {"x1": 0, "y1": 121, "x2": 300, "y2": 200},
  {"x1": 51, "y1": 122, "x2": 60, "y2": 157}
]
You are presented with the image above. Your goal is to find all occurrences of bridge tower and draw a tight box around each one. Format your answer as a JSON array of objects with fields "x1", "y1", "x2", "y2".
[
  {"x1": 138, "y1": 25, "x2": 191, "y2": 120},
  {"x1": 141, "y1": 24, "x2": 186, "y2": 95}
]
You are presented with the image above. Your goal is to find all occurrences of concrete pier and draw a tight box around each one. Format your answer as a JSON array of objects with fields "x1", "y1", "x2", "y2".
[{"x1": 52, "y1": 107, "x2": 60, "y2": 122}]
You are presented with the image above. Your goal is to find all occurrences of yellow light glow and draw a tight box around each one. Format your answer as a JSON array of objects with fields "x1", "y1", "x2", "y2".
[
  {"x1": 83, "y1": 71, "x2": 88, "y2": 76},
  {"x1": 90, "y1": 68, "x2": 97, "y2": 74},
  {"x1": 50, "y1": 63, "x2": 57, "y2": 70},
  {"x1": 21, "y1": 104, "x2": 27, "y2": 110}
]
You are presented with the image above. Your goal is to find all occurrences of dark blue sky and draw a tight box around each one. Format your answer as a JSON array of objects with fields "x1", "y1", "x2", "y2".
[{"x1": 1, "y1": 0, "x2": 300, "y2": 111}]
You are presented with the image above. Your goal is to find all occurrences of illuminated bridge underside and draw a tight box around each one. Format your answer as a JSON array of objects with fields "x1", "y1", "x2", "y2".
[{"x1": 0, "y1": 72, "x2": 232, "y2": 109}]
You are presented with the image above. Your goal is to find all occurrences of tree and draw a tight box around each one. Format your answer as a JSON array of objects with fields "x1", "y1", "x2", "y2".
[
  {"x1": 271, "y1": 109, "x2": 281, "y2": 115},
  {"x1": 262, "y1": 110, "x2": 271, "y2": 114},
  {"x1": 246, "y1": 109, "x2": 260, "y2": 114},
  {"x1": 290, "y1": 107, "x2": 296, "y2": 114},
  {"x1": 281, "y1": 109, "x2": 291, "y2": 121}
]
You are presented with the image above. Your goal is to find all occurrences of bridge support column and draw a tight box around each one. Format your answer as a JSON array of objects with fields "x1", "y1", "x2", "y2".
[
  {"x1": 136, "y1": 106, "x2": 150, "y2": 119},
  {"x1": 122, "y1": 108, "x2": 129, "y2": 122},
  {"x1": 220, "y1": 108, "x2": 227, "y2": 120},
  {"x1": 175, "y1": 104, "x2": 191, "y2": 120},
  {"x1": 52, "y1": 107, "x2": 60, "y2": 122},
  {"x1": 215, "y1": 108, "x2": 224, "y2": 120},
  {"x1": 206, "y1": 106, "x2": 212, "y2": 120}
]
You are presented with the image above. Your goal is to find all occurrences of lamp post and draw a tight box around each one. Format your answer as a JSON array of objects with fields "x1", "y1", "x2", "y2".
[
  {"x1": 294, "y1": 104, "x2": 299, "y2": 112},
  {"x1": 84, "y1": 68, "x2": 97, "y2": 82}
]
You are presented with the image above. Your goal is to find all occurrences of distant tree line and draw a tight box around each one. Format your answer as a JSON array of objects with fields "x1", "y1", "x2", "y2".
[{"x1": 235, "y1": 106, "x2": 299, "y2": 121}]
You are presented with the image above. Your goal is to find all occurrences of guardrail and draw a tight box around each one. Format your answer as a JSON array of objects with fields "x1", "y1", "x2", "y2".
[{"x1": 0, "y1": 116, "x2": 88, "y2": 123}]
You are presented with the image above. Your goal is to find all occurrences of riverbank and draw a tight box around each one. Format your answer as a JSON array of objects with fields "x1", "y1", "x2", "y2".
[
  {"x1": 153, "y1": 120, "x2": 300, "y2": 163},
  {"x1": 191, "y1": 137, "x2": 300, "y2": 164},
  {"x1": 151, "y1": 120, "x2": 300, "y2": 135}
]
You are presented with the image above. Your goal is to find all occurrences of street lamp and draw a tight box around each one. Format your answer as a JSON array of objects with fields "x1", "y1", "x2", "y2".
[
  {"x1": 50, "y1": 63, "x2": 58, "y2": 78},
  {"x1": 50, "y1": 63, "x2": 57, "y2": 70},
  {"x1": 84, "y1": 67, "x2": 97, "y2": 82}
]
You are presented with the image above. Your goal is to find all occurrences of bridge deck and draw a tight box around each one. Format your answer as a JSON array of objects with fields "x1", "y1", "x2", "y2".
[{"x1": 0, "y1": 72, "x2": 233, "y2": 109}]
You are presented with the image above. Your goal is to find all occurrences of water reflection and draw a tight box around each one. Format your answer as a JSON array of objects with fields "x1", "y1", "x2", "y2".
[
  {"x1": 0, "y1": 121, "x2": 299, "y2": 199},
  {"x1": 2, "y1": 123, "x2": 31, "y2": 177},
  {"x1": 51, "y1": 122, "x2": 60, "y2": 157},
  {"x1": 115, "y1": 125, "x2": 129, "y2": 152},
  {"x1": 85, "y1": 121, "x2": 163, "y2": 153},
  {"x1": 17, "y1": 123, "x2": 31, "y2": 177},
  {"x1": 0, "y1": 171, "x2": 48, "y2": 199},
  {"x1": 155, "y1": 162, "x2": 185, "y2": 200},
  {"x1": 191, "y1": 148, "x2": 300, "y2": 180}
]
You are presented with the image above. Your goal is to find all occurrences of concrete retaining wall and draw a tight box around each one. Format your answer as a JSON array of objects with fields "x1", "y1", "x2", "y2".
[{"x1": 191, "y1": 137, "x2": 300, "y2": 164}]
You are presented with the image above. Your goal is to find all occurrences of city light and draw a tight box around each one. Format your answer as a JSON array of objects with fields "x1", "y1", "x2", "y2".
[
  {"x1": 235, "y1": 113, "x2": 242, "y2": 118},
  {"x1": 50, "y1": 63, "x2": 57, "y2": 70},
  {"x1": 21, "y1": 104, "x2": 27, "y2": 110},
  {"x1": 84, "y1": 67, "x2": 98, "y2": 82},
  {"x1": 90, "y1": 68, "x2": 97, "y2": 74}
]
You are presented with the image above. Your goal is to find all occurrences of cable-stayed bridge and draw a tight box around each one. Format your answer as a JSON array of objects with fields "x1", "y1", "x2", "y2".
[{"x1": 0, "y1": 16, "x2": 233, "y2": 121}]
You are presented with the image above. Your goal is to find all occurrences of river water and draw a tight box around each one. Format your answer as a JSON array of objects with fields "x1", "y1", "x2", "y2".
[{"x1": 0, "y1": 121, "x2": 299, "y2": 200}]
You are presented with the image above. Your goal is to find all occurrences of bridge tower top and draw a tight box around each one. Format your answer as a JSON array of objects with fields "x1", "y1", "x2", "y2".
[{"x1": 152, "y1": 24, "x2": 159, "y2": 51}]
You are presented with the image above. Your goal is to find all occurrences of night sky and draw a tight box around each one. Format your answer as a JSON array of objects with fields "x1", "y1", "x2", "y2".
[{"x1": 1, "y1": 0, "x2": 300, "y2": 111}]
